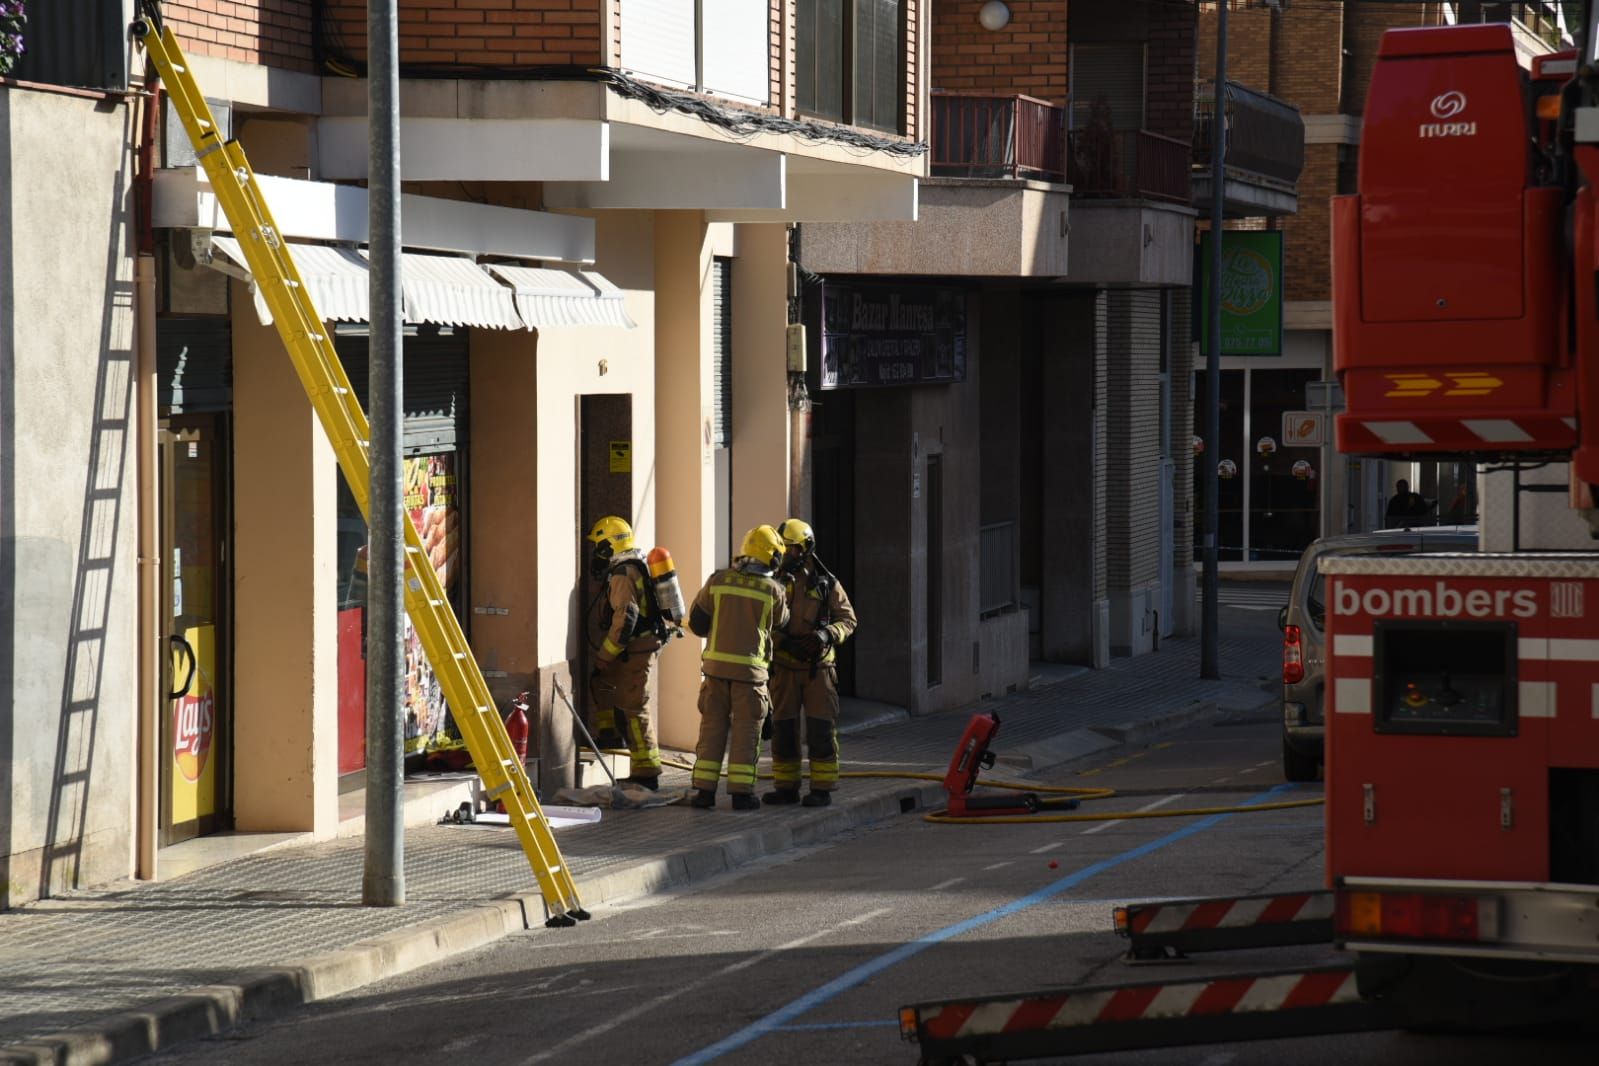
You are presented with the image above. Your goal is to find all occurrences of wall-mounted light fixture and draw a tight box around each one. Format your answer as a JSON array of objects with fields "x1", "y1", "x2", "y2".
[{"x1": 978, "y1": 0, "x2": 1011, "y2": 32}]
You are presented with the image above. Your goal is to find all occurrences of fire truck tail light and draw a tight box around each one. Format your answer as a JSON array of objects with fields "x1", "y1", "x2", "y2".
[
  {"x1": 1283, "y1": 625, "x2": 1305, "y2": 685},
  {"x1": 1336, "y1": 890, "x2": 1498, "y2": 943}
]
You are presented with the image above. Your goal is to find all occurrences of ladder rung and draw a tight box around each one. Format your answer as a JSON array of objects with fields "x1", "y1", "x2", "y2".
[{"x1": 486, "y1": 781, "x2": 513, "y2": 799}]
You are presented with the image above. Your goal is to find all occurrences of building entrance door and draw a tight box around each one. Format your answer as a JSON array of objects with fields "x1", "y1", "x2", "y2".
[{"x1": 159, "y1": 415, "x2": 231, "y2": 845}]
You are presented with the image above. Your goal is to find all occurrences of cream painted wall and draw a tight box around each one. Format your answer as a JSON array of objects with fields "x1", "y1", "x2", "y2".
[
  {"x1": 0, "y1": 90, "x2": 140, "y2": 907},
  {"x1": 533, "y1": 212, "x2": 659, "y2": 670},
  {"x1": 467, "y1": 330, "x2": 540, "y2": 704},
  {"x1": 653, "y1": 211, "x2": 718, "y2": 751},
  {"x1": 229, "y1": 287, "x2": 339, "y2": 835},
  {"x1": 730, "y1": 224, "x2": 793, "y2": 536}
]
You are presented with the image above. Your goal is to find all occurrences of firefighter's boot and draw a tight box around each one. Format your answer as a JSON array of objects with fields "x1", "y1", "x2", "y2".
[
  {"x1": 731, "y1": 793, "x2": 761, "y2": 811},
  {"x1": 801, "y1": 790, "x2": 832, "y2": 808},
  {"x1": 690, "y1": 788, "x2": 717, "y2": 809},
  {"x1": 763, "y1": 787, "x2": 801, "y2": 806}
]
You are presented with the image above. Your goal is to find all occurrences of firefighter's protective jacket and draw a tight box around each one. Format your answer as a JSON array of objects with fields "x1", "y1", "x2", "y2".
[
  {"x1": 688, "y1": 565, "x2": 790, "y2": 683},
  {"x1": 774, "y1": 565, "x2": 857, "y2": 670},
  {"x1": 598, "y1": 549, "x2": 662, "y2": 663}
]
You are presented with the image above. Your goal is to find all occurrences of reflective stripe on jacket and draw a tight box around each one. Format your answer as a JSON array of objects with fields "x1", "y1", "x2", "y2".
[
  {"x1": 774, "y1": 566, "x2": 857, "y2": 669},
  {"x1": 600, "y1": 551, "x2": 660, "y2": 661},
  {"x1": 690, "y1": 567, "x2": 789, "y2": 683}
]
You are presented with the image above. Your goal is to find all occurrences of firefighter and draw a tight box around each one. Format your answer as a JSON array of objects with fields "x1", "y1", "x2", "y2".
[
  {"x1": 586, "y1": 515, "x2": 664, "y2": 789},
  {"x1": 686, "y1": 525, "x2": 790, "y2": 810},
  {"x1": 764, "y1": 518, "x2": 857, "y2": 808}
]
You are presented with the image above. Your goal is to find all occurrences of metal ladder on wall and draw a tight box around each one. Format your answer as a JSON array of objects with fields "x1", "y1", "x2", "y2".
[{"x1": 132, "y1": 6, "x2": 588, "y2": 926}]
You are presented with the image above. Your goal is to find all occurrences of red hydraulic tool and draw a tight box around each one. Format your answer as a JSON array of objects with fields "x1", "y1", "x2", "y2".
[{"x1": 942, "y1": 713, "x2": 1039, "y2": 816}]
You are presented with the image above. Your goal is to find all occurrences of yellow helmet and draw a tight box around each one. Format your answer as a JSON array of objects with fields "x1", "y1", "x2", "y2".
[
  {"x1": 587, "y1": 515, "x2": 635, "y2": 554},
  {"x1": 739, "y1": 524, "x2": 785, "y2": 573},
  {"x1": 777, "y1": 518, "x2": 814, "y2": 573},
  {"x1": 777, "y1": 518, "x2": 815, "y2": 555}
]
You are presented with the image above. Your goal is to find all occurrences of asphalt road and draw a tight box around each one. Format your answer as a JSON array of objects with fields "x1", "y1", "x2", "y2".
[
  {"x1": 147, "y1": 686, "x2": 1599, "y2": 1065},
  {"x1": 140, "y1": 592, "x2": 1588, "y2": 1065}
]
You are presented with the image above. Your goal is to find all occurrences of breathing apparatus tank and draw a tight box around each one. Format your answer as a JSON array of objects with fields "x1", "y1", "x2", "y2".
[{"x1": 646, "y1": 546, "x2": 687, "y2": 625}]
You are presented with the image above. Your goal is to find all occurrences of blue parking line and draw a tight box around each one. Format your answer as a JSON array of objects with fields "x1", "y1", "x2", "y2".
[{"x1": 670, "y1": 783, "x2": 1300, "y2": 1066}]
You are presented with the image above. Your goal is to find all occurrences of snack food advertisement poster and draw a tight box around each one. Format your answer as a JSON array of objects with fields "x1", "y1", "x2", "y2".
[{"x1": 403, "y1": 454, "x2": 460, "y2": 751}]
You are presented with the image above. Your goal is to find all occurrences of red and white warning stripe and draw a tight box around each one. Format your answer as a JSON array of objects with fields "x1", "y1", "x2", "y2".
[
  {"x1": 1338, "y1": 414, "x2": 1576, "y2": 452},
  {"x1": 1127, "y1": 892, "x2": 1331, "y2": 936},
  {"x1": 920, "y1": 968, "x2": 1360, "y2": 1041}
]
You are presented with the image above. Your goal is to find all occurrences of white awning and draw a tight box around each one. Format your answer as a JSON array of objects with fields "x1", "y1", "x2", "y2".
[
  {"x1": 208, "y1": 237, "x2": 524, "y2": 331},
  {"x1": 210, "y1": 236, "x2": 371, "y2": 325},
  {"x1": 486, "y1": 264, "x2": 637, "y2": 330}
]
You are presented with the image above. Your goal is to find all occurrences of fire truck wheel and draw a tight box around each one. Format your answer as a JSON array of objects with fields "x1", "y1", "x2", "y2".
[{"x1": 1282, "y1": 735, "x2": 1321, "y2": 783}]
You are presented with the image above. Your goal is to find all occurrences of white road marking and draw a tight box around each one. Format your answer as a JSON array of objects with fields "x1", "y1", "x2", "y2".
[
  {"x1": 930, "y1": 877, "x2": 966, "y2": 891},
  {"x1": 522, "y1": 909, "x2": 890, "y2": 1064},
  {"x1": 983, "y1": 862, "x2": 1013, "y2": 872},
  {"x1": 1213, "y1": 778, "x2": 1233, "y2": 785},
  {"x1": 1030, "y1": 841, "x2": 1064, "y2": 854},
  {"x1": 1081, "y1": 794, "x2": 1187, "y2": 835},
  {"x1": 1199, "y1": 1053, "x2": 1238, "y2": 1066},
  {"x1": 1239, "y1": 767, "x2": 1258, "y2": 775},
  {"x1": 1255, "y1": 760, "x2": 1275, "y2": 769}
]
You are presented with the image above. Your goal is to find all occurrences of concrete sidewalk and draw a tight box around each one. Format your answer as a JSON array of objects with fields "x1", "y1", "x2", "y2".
[{"x1": 0, "y1": 614, "x2": 1280, "y2": 1066}]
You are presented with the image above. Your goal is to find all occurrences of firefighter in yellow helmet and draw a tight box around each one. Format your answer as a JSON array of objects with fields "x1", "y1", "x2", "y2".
[
  {"x1": 586, "y1": 515, "x2": 665, "y2": 789},
  {"x1": 685, "y1": 525, "x2": 790, "y2": 810},
  {"x1": 764, "y1": 518, "x2": 857, "y2": 808}
]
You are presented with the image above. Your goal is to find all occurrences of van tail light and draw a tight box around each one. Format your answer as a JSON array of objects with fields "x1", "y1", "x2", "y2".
[
  {"x1": 1283, "y1": 624, "x2": 1305, "y2": 684},
  {"x1": 1336, "y1": 889, "x2": 1498, "y2": 943}
]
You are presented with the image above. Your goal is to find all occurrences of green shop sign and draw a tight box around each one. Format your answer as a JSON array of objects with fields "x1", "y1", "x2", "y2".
[{"x1": 1197, "y1": 231, "x2": 1283, "y2": 357}]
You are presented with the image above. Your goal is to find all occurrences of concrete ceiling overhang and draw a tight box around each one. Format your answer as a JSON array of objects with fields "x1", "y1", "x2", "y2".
[
  {"x1": 314, "y1": 78, "x2": 921, "y2": 222},
  {"x1": 153, "y1": 166, "x2": 597, "y2": 263}
]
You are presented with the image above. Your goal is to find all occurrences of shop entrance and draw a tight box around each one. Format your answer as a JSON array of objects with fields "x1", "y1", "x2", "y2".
[
  {"x1": 578, "y1": 394, "x2": 633, "y2": 717},
  {"x1": 159, "y1": 414, "x2": 232, "y2": 845}
]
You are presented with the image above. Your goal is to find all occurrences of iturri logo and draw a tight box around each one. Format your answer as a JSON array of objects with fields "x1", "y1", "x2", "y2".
[{"x1": 1430, "y1": 90, "x2": 1467, "y2": 119}]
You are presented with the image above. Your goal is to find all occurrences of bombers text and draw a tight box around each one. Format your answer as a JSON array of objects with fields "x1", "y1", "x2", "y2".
[{"x1": 1333, "y1": 581, "x2": 1537, "y2": 619}]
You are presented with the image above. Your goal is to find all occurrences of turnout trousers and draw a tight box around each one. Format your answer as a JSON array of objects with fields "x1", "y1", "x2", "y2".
[
  {"x1": 591, "y1": 649, "x2": 662, "y2": 778},
  {"x1": 692, "y1": 677, "x2": 769, "y2": 795},
  {"x1": 768, "y1": 663, "x2": 840, "y2": 792}
]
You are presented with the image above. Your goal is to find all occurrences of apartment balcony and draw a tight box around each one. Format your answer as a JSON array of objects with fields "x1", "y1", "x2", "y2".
[
  {"x1": 930, "y1": 91, "x2": 1067, "y2": 183},
  {"x1": 1066, "y1": 129, "x2": 1192, "y2": 204},
  {"x1": 1192, "y1": 80, "x2": 1304, "y2": 220},
  {"x1": 803, "y1": 90, "x2": 1070, "y2": 277}
]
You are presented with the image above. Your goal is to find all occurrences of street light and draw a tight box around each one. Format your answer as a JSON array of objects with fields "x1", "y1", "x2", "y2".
[{"x1": 978, "y1": 1, "x2": 1011, "y2": 32}]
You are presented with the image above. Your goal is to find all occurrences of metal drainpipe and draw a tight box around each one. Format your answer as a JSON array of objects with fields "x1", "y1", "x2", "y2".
[{"x1": 133, "y1": 82, "x2": 162, "y2": 881}]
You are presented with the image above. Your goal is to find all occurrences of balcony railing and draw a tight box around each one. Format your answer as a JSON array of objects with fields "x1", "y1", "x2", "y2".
[
  {"x1": 1194, "y1": 81, "x2": 1305, "y2": 190},
  {"x1": 1066, "y1": 129, "x2": 1192, "y2": 203},
  {"x1": 931, "y1": 92, "x2": 1067, "y2": 182}
]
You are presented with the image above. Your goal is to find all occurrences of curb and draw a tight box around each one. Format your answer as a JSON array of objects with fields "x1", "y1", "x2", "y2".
[
  {"x1": 0, "y1": 781, "x2": 947, "y2": 1066},
  {"x1": 996, "y1": 699, "x2": 1219, "y2": 772}
]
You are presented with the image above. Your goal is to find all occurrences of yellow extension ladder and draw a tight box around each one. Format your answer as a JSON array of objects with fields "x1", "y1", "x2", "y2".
[{"x1": 133, "y1": 12, "x2": 587, "y2": 926}]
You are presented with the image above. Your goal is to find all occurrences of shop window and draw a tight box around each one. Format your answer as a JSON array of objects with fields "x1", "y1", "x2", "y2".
[
  {"x1": 1193, "y1": 368, "x2": 1245, "y2": 562},
  {"x1": 797, "y1": 0, "x2": 904, "y2": 133},
  {"x1": 1248, "y1": 368, "x2": 1320, "y2": 561}
]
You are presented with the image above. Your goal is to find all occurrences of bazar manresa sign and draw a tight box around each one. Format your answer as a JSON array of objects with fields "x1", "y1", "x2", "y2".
[{"x1": 820, "y1": 283, "x2": 967, "y2": 389}]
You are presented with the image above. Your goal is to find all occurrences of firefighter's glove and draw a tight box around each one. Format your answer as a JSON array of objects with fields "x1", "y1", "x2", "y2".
[{"x1": 815, "y1": 628, "x2": 834, "y2": 651}]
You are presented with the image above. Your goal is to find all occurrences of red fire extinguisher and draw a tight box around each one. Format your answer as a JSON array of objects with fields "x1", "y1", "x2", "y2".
[{"x1": 506, "y1": 691, "x2": 531, "y2": 766}]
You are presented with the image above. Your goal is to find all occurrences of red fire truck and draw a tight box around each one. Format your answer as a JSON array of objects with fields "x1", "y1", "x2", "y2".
[{"x1": 897, "y1": 19, "x2": 1599, "y2": 1064}]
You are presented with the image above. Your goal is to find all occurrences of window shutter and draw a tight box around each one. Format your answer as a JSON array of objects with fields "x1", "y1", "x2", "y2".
[
  {"x1": 712, "y1": 257, "x2": 733, "y2": 448},
  {"x1": 619, "y1": 0, "x2": 696, "y2": 89},
  {"x1": 1069, "y1": 43, "x2": 1147, "y2": 131},
  {"x1": 336, "y1": 331, "x2": 470, "y2": 455},
  {"x1": 702, "y1": 0, "x2": 770, "y2": 104}
]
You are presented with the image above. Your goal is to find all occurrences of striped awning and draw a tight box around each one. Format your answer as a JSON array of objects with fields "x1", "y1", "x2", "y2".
[
  {"x1": 485, "y1": 264, "x2": 637, "y2": 330},
  {"x1": 208, "y1": 238, "x2": 559, "y2": 332},
  {"x1": 210, "y1": 236, "x2": 370, "y2": 325}
]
